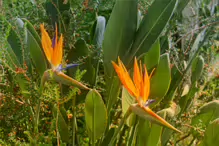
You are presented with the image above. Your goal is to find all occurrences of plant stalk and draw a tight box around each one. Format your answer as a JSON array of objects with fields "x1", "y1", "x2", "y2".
[{"x1": 108, "y1": 107, "x2": 132, "y2": 146}]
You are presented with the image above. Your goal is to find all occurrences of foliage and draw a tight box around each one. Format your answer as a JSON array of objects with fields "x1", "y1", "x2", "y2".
[{"x1": 0, "y1": 0, "x2": 219, "y2": 145}]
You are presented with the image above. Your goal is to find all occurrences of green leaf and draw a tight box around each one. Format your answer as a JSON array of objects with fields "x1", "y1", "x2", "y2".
[
  {"x1": 161, "y1": 127, "x2": 173, "y2": 146},
  {"x1": 23, "y1": 19, "x2": 47, "y2": 76},
  {"x1": 7, "y1": 21, "x2": 23, "y2": 64},
  {"x1": 101, "y1": 128, "x2": 115, "y2": 146},
  {"x1": 67, "y1": 39, "x2": 89, "y2": 62},
  {"x1": 146, "y1": 112, "x2": 165, "y2": 146},
  {"x1": 122, "y1": 87, "x2": 136, "y2": 126},
  {"x1": 3, "y1": 43, "x2": 29, "y2": 91},
  {"x1": 106, "y1": 76, "x2": 121, "y2": 112},
  {"x1": 201, "y1": 118, "x2": 219, "y2": 146},
  {"x1": 192, "y1": 100, "x2": 219, "y2": 132},
  {"x1": 4, "y1": 43, "x2": 21, "y2": 69},
  {"x1": 136, "y1": 118, "x2": 150, "y2": 146},
  {"x1": 150, "y1": 53, "x2": 171, "y2": 103},
  {"x1": 129, "y1": 0, "x2": 177, "y2": 60},
  {"x1": 176, "y1": 0, "x2": 191, "y2": 14},
  {"x1": 179, "y1": 85, "x2": 199, "y2": 113},
  {"x1": 85, "y1": 90, "x2": 107, "y2": 142},
  {"x1": 66, "y1": 39, "x2": 96, "y2": 85},
  {"x1": 163, "y1": 29, "x2": 209, "y2": 104},
  {"x1": 142, "y1": 40, "x2": 160, "y2": 71},
  {"x1": 191, "y1": 55, "x2": 204, "y2": 83},
  {"x1": 15, "y1": 18, "x2": 32, "y2": 72},
  {"x1": 103, "y1": 0, "x2": 137, "y2": 77}
]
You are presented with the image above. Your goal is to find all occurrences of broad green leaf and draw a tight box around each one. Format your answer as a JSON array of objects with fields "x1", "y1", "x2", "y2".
[
  {"x1": 15, "y1": 18, "x2": 32, "y2": 72},
  {"x1": 122, "y1": 87, "x2": 136, "y2": 126},
  {"x1": 85, "y1": 90, "x2": 107, "y2": 142},
  {"x1": 201, "y1": 118, "x2": 219, "y2": 146},
  {"x1": 101, "y1": 128, "x2": 115, "y2": 146},
  {"x1": 158, "y1": 106, "x2": 179, "y2": 146},
  {"x1": 136, "y1": 118, "x2": 150, "y2": 146},
  {"x1": 67, "y1": 39, "x2": 89, "y2": 62},
  {"x1": 106, "y1": 76, "x2": 121, "y2": 111},
  {"x1": 122, "y1": 87, "x2": 135, "y2": 113},
  {"x1": 66, "y1": 39, "x2": 96, "y2": 85},
  {"x1": 23, "y1": 19, "x2": 47, "y2": 76},
  {"x1": 129, "y1": 0, "x2": 177, "y2": 60},
  {"x1": 103, "y1": 0, "x2": 137, "y2": 77},
  {"x1": 4, "y1": 43, "x2": 21, "y2": 69},
  {"x1": 7, "y1": 21, "x2": 23, "y2": 64},
  {"x1": 142, "y1": 40, "x2": 160, "y2": 71},
  {"x1": 22, "y1": 18, "x2": 41, "y2": 45},
  {"x1": 26, "y1": 30, "x2": 47, "y2": 76},
  {"x1": 3, "y1": 43, "x2": 28, "y2": 91},
  {"x1": 161, "y1": 127, "x2": 173, "y2": 146},
  {"x1": 146, "y1": 112, "x2": 165, "y2": 146},
  {"x1": 150, "y1": 53, "x2": 171, "y2": 103}
]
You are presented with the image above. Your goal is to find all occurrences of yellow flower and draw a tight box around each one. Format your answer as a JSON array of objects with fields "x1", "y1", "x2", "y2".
[{"x1": 112, "y1": 57, "x2": 181, "y2": 133}]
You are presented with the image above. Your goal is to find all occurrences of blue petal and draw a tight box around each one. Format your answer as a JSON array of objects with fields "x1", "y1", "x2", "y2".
[
  {"x1": 144, "y1": 99, "x2": 156, "y2": 107},
  {"x1": 58, "y1": 64, "x2": 80, "y2": 71},
  {"x1": 52, "y1": 35, "x2": 56, "y2": 48}
]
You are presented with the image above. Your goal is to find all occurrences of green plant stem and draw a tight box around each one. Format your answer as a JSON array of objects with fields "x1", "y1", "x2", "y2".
[
  {"x1": 34, "y1": 99, "x2": 41, "y2": 134},
  {"x1": 118, "y1": 125, "x2": 128, "y2": 146},
  {"x1": 108, "y1": 107, "x2": 132, "y2": 146},
  {"x1": 56, "y1": 104, "x2": 60, "y2": 146},
  {"x1": 33, "y1": 77, "x2": 45, "y2": 135},
  {"x1": 72, "y1": 96, "x2": 76, "y2": 146}
]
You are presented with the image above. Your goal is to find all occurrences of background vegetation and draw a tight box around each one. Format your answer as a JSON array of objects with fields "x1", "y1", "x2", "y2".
[{"x1": 0, "y1": 0, "x2": 219, "y2": 145}]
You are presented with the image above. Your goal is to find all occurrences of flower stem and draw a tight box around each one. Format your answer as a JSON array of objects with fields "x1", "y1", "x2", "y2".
[
  {"x1": 108, "y1": 107, "x2": 132, "y2": 146},
  {"x1": 72, "y1": 96, "x2": 76, "y2": 146}
]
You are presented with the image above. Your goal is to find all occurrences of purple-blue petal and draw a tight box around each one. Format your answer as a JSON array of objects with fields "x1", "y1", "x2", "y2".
[
  {"x1": 52, "y1": 35, "x2": 56, "y2": 48},
  {"x1": 59, "y1": 64, "x2": 80, "y2": 71},
  {"x1": 144, "y1": 99, "x2": 156, "y2": 107}
]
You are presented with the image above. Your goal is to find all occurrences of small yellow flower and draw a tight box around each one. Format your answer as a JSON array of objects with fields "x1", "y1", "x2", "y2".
[{"x1": 112, "y1": 57, "x2": 181, "y2": 133}]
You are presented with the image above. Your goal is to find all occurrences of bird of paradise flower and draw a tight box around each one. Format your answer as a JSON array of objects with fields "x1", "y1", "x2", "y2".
[
  {"x1": 40, "y1": 24, "x2": 89, "y2": 90},
  {"x1": 112, "y1": 57, "x2": 182, "y2": 133}
]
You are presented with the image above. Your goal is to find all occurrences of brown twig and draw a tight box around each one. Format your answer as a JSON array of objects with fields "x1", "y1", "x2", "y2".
[{"x1": 176, "y1": 133, "x2": 191, "y2": 144}]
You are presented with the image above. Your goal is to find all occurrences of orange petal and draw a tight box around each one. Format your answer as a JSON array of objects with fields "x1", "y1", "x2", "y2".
[
  {"x1": 142, "y1": 107, "x2": 182, "y2": 133},
  {"x1": 133, "y1": 57, "x2": 141, "y2": 98},
  {"x1": 141, "y1": 65, "x2": 150, "y2": 102},
  {"x1": 112, "y1": 57, "x2": 138, "y2": 97},
  {"x1": 40, "y1": 24, "x2": 53, "y2": 62},
  {"x1": 52, "y1": 34, "x2": 63, "y2": 67}
]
